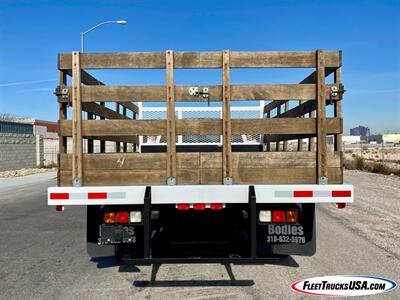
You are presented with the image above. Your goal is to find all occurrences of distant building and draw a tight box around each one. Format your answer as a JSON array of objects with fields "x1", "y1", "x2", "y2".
[
  {"x1": 0, "y1": 120, "x2": 33, "y2": 135},
  {"x1": 369, "y1": 134, "x2": 382, "y2": 144},
  {"x1": 350, "y1": 126, "x2": 370, "y2": 141},
  {"x1": 16, "y1": 118, "x2": 58, "y2": 139},
  {"x1": 342, "y1": 135, "x2": 361, "y2": 144},
  {"x1": 383, "y1": 134, "x2": 400, "y2": 144}
]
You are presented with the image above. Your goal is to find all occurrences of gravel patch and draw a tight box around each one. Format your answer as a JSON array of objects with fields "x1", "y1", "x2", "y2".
[{"x1": 0, "y1": 168, "x2": 57, "y2": 178}]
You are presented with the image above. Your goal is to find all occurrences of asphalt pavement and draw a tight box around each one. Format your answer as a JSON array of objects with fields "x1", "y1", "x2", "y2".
[{"x1": 0, "y1": 170, "x2": 398, "y2": 299}]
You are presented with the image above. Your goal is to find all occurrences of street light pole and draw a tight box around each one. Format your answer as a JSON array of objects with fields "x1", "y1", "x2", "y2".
[{"x1": 80, "y1": 20, "x2": 127, "y2": 52}]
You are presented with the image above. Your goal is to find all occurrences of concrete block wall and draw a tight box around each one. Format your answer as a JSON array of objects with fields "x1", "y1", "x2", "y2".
[{"x1": 0, "y1": 133, "x2": 44, "y2": 171}]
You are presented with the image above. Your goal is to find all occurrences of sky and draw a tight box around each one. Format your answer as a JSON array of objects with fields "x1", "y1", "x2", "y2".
[{"x1": 0, "y1": 0, "x2": 399, "y2": 134}]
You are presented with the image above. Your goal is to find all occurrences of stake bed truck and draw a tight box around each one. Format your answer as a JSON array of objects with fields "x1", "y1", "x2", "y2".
[{"x1": 49, "y1": 50, "x2": 353, "y2": 263}]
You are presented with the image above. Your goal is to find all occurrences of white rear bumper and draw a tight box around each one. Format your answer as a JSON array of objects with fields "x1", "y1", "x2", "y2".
[{"x1": 48, "y1": 184, "x2": 353, "y2": 205}]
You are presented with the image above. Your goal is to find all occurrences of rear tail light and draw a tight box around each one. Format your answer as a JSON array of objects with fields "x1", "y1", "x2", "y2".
[
  {"x1": 176, "y1": 203, "x2": 190, "y2": 210},
  {"x1": 103, "y1": 212, "x2": 116, "y2": 224},
  {"x1": 285, "y1": 210, "x2": 299, "y2": 222},
  {"x1": 193, "y1": 203, "x2": 206, "y2": 210},
  {"x1": 272, "y1": 210, "x2": 285, "y2": 222},
  {"x1": 130, "y1": 211, "x2": 142, "y2": 223},
  {"x1": 336, "y1": 203, "x2": 346, "y2": 209},
  {"x1": 259, "y1": 210, "x2": 271, "y2": 222},
  {"x1": 56, "y1": 205, "x2": 64, "y2": 212},
  {"x1": 116, "y1": 212, "x2": 129, "y2": 223},
  {"x1": 210, "y1": 203, "x2": 224, "y2": 210}
]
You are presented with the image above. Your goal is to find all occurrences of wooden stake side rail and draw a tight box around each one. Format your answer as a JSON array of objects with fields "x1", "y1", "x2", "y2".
[
  {"x1": 60, "y1": 49, "x2": 344, "y2": 186},
  {"x1": 59, "y1": 51, "x2": 341, "y2": 69},
  {"x1": 58, "y1": 152, "x2": 342, "y2": 186},
  {"x1": 59, "y1": 118, "x2": 342, "y2": 137},
  {"x1": 59, "y1": 84, "x2": 341, "y2": 102}
]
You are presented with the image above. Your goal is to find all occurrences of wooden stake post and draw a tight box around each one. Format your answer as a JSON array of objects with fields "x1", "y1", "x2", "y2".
[
  {"x1": 71, "y1": 51, "x2": 83, "y2": 186},
  {"x1": 222, "y1": 50, "x2": 233, "y2": 184},
  {"x1": 316, "y1": 50, "x2": 327, "y2": 183},
  {"x1": 166, "y1": 50, "x2": 177, "y2": 185}
]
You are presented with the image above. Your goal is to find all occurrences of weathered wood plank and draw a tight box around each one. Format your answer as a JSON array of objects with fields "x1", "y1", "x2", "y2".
[
  {"x1": 71, "y1": 51, "x2": 83, "y2": 185},
  {"x1": 230, "y1": 51, "x2": 341, "y2": 68},
  {"x1": 72, "y1": 84, "x2": 318, "y2": 102},
  {"x1": 59, "y1": 167, "x2": 341, "y2": 186},
  {"x1": 60, "y1": 120, "x2": 167, "y2": 136},
  {"x1": 58, "y1": 51, "x2": 341, "y2": 70},
  {"x1": 82, "y1": 102, "x2": 130, "y2": 120},
  {"x1": 317, "y1": 50, "x2": 328, "y2": 181},
  {"x1": 166, "y1": 50, "x2": 177, "y2": 181},
  {"x1": 334, "y1": 63, "x2": 343, "y2": 183},
  {"x1": 222, "y1": 50, "x2": 232, "y2": 181},
  {"x1": 60, "y1": 151, "x2": 340, "y2": 171},
  {"x1": 60, "y1": 118, "x2": 342, "y2": 137}
]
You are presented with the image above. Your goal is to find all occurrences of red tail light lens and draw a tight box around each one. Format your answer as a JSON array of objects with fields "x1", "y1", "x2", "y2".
[
  {"x1": 272, "y1": 210, "x2": 285, "y2": 222},
  {"x1": 116, "y1": 211, "x2": 129, "y2": 223},
  {"x1": 210, "y1": 203, "x2": 224, "y2": 210},
  {"x1": 193, "y1": 203, "x2": 206, "y2": 210},
  {"x1": 176, "y1": 203, "x2": 190, "y2": 210},
  {"x1": 336, "y1": 203, "x2": 346, "y2": 209}
]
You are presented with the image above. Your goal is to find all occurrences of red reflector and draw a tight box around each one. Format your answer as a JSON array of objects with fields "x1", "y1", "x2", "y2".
[
  {"x1": 116, "y1": 212, "x2": 129, "y2": 223},
  {"x1": 272, "y1": 210, "x2": 285, "y2": 222},
  {"x1": 210, "y1": 203, "x2": 224, "y2": 210},
  {"x1": 336, "y1": 203, "x2": 346, "y2": 209},
  {"x1": 88, "y1": 192, "x2": 107, "y2": 199},
  {"x1": 50, "y1": 193, "x2": 69, "y2": 200},
  {"x1": 332, "y1": 190, "x2": 351, "y2": 197},
  {"x1": 293, "y1": 191, "x2": 313, "y2": 197},
  {"x1": 176, "y1": 203, "x2": 190, "y2": 210},
  {"x1": 193, "y1": 203, "x2": 206, "y2": 210},
  {"x1": 56, "y1": 205, "x2": 64, "y2": 212}
]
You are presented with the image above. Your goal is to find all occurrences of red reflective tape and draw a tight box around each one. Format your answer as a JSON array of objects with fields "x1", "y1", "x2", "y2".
[
  {"x1": 293, "y1": 191, "x2": 313, "y2": 197},
  {"x1": 88, "y1": 192, "x2": 107, "y2": 199},
  {"x1": 50, "y1": 193, "x2": 69, "y2": 200},
  {"x1": 332, "y1": 190, "x2": 351, "y2": 197}
]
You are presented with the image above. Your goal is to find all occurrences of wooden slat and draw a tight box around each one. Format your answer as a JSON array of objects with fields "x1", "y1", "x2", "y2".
[
  {"x1": 166, "y1": 50, "x2": 177, "y2": 181},
  {"x1": 230, "y1": 51, "x2": 340, "y2": 68},
  {"x1": 283, "y1": 101, "x2": 289, "y2": 151},
  {"x1": 317, "y1": 50, "x2": 327, "y2": 181},
  {"x1": 59, "y1": 167, "x2": 341, "y2": 186},
  {"x1": 59, "y1": 51, "x2": 341, "y2": 70},
  {"x1": 82, "y1": 102, "x2": 129, "y2": 120},
  {"x1": 60, "y1": 152, "x2": 340, "y2": 171},
  {"x1": 60, "y1": 117, "x2": 341, "y2": 137},
  {"x1": 71, "y1": 51, "x2": 83, "y2": 185},
  {"x1": 334, "y1": 63, "x2": 343, "y2": 183},
  {"x1": 58, "y1": 71, "x2": 67, "y2": 186},
  {"x1": 222, "y1": 50, "x2": 232, "y2": 181},
  {"x1": 60, "y1": 120, "x2": 166, "y2": 136},
  {"x1": 72, "y1": 84, "x2": 317, "y2": 102}
]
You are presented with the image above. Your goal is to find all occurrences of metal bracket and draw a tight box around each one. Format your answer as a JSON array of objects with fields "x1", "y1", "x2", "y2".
[
  {"x1": 223, "y1": 176, "x2": 233, "y2": 185},
  {"x1": 318, "y1": 176, "x2": 328, "y2": 185},
  {"x1": 330, "y1": 84, "x2": 346, "y2": 100},
  {"x1": 72, "y1": 178, "x2": 82, "y2": 187},
  {"x1": 167, "y1": 177, "x2": 176, "y2": 186},
  {"x1": 188, "y1": 86, "x2": 210, "y2": 106},
  {"x1": 55, "y1": 87, "x2": 69, "y2": 99}
]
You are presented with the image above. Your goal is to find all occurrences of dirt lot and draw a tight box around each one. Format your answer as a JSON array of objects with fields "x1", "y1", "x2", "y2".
[{"x1": 344, "y1": 146, "x2": 400, "y2": 171}]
